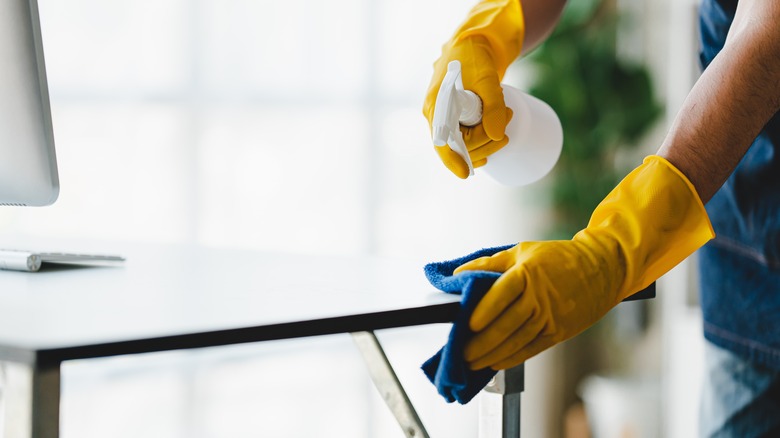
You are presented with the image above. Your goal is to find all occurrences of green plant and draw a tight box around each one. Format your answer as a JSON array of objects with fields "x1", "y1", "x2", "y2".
[{"x1": 526, "y1": 0, "x2": 662, "y2": 238}]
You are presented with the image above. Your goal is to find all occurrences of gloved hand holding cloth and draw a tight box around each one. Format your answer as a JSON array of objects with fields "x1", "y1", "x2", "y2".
[
  {"x1": 422, "y1": 0, "x2": 524, "y2": 178},
  {"x1": 455, "y1": 156, "x2": 714, "y2": 372}
]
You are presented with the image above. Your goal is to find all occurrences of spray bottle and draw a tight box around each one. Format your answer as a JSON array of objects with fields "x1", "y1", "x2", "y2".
[{"x1": 432, "y1": 60, "x2": 563, "y2": 186}]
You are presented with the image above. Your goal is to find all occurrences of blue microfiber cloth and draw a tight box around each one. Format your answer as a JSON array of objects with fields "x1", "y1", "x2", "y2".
[{"x1": 422, "y1": 244, "x2": 514, "y2": 404}]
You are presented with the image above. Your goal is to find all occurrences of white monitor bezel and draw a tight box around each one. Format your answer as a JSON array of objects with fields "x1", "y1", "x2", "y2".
[{"x1": 0, "y1": 0, "x2": 59, "y2": 207}]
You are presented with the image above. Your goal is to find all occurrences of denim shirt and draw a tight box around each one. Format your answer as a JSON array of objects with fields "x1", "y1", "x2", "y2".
[{"x1": 698, "y1": 0, "x2": 780, "y2": 370}]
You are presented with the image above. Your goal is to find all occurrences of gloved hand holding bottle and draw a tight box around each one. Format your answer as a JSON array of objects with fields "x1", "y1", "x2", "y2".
[
  {"x1": 455, "y1": 156, "x2": 714, "y2": 370},
  {"x1": 422, "y1": 0, "x2": 524, "y2": 179}
]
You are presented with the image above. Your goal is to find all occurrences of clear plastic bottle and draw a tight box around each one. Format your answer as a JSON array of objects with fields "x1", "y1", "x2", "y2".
[{"x1": 432, "y1": 61, "x2": 563, "y2": 186}]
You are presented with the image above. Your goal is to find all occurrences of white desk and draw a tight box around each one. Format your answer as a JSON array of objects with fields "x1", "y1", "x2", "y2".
[
  {"x1": 0, "y1": 243, "x2": 461, "y2": 438},
  {"x1": 0, "y1": 242, "x2": 653, "y2": 438}
]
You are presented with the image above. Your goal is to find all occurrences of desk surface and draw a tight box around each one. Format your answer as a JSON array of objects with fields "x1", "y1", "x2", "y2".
[{"x1": 0, "y1": 243, "x2": 459, "y2": 367}]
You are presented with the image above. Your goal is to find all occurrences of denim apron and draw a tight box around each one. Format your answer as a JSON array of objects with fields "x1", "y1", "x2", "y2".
[{"x1": 698, "y1": 0, "x2": 780, "y2": 370}]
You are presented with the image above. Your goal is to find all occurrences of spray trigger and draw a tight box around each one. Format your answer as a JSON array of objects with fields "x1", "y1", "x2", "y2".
[{"x1": 431, "y1": 61, "x2": 483, "y2": 177}]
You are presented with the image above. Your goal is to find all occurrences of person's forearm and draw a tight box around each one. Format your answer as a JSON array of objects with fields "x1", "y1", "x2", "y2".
[
  {"x1": 658, "y1": 0, "x2": 780, "y2": 203},
  {"x1": 520, "y1": 0, "x2": 568, "y2": 55}
]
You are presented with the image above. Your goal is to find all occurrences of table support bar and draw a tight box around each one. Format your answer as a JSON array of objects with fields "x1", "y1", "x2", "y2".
[
  {"x1": 351, "y1": 331, "x2": 429, "y2": 438},
  {"x1": 0, "y1": 362, "x2": 60, "y2": 438},
  {"x1": 479, "y1": 365, "x2": 524, "y2": 438}
]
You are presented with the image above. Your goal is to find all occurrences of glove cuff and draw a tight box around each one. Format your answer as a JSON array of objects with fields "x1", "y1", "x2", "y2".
[
  {"x1": 582, "y1": 155, "x2": 715, "y2": 302},
  {"x1": 451, "y1": 0, "x2": 525, "y2": 79}
]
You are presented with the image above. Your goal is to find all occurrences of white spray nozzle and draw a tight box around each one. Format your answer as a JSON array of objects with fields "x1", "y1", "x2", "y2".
[{"x1": 432, "y1": 60, "x2": 483, "y2": 177}]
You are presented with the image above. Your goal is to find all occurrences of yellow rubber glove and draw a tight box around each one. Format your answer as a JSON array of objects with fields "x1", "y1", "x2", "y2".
[
  {"x1": 423, "y1": 0, "x2": 525, "y2": 178},
  {"x1": 455, "y1": 156, "x2": 715, "y2": 370}
]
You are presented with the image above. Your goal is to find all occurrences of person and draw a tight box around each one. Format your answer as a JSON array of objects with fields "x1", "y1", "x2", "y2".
[{"x1": 422, "y1": 0, "x2": 780, "y2": 436}]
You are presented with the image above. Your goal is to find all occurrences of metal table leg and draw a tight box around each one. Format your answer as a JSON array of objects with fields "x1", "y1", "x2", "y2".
[
  {"x1": 479, "y1": 364, "x2": 524, "y2": 438},
  {"x1": 0, "y1": 362, "x2": 60, "y2": 438},
  {"x1": 351, "y1": 331, "x2": 429, "y2": 438}
]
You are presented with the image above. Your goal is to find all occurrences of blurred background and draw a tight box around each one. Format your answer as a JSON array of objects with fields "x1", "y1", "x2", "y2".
[{"x1": 0, "y1": 0, "x2": 705, "y2": 436}]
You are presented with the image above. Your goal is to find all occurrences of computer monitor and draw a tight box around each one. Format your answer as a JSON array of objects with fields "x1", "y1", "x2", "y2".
[{"x1": 0, "y1": 0, "x2": 59, "y2": 206}]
